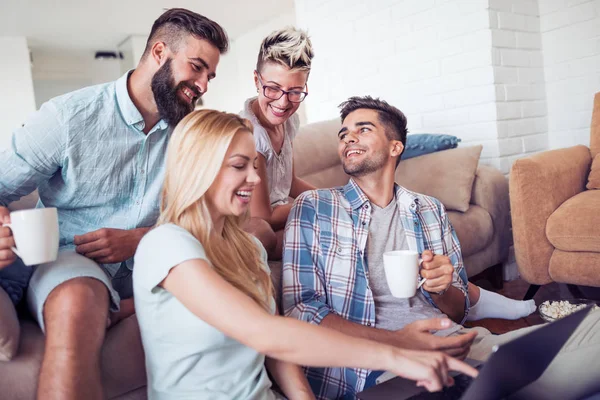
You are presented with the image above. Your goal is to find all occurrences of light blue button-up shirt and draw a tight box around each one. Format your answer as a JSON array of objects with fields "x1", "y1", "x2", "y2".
[{"x1": 0, "y1": 71, "x2": 171, "y2": 275}]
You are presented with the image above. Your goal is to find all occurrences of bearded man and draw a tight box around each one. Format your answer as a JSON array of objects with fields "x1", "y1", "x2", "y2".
[{"x1": 0, "y1": 8, "x2": 227, "y2": 399}]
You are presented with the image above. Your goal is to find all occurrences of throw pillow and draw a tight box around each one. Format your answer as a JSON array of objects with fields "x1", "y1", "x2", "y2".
[
  {"x1": 0, "y1": 286, "x2": 20, "y2": 361},
  {"x1": 395, "y1": 145, "x2": 483, "y2": 212},
  {"x1": 587, "y1": 154, "x2": 600, "y2": 190},
  {"x1": 403, "y1": 134, "x2": 461, "y2": 160}
]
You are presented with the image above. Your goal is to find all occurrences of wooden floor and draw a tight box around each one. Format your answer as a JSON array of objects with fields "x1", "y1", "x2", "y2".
[{"x1": 464, "y1": 278, "x2": 593, "y2": 334}]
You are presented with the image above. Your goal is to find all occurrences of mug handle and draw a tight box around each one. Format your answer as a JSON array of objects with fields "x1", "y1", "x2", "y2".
[
  {"x1": 417, "y1": 257, "x2": 427, "y2": 289},
  {"x1": 1, "y1": 223, "x2": 23, "y2": 259}
]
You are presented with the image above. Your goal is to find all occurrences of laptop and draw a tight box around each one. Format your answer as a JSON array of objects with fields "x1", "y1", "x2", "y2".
[{"x1": 357, "y1": 306, "x2": 592, "y2": 400}]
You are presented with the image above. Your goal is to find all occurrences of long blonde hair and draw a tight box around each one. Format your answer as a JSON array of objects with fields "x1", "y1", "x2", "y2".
[{"x1": 158, "y1": 109, "x2": 273, "y2": 311}]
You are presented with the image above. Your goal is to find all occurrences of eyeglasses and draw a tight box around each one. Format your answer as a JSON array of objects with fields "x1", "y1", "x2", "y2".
[{"x1": 256, "y1": 72, "x2": 308, "y2": 103}]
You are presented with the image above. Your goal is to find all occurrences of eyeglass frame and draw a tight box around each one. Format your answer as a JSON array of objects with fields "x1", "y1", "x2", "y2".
[{"x1": 255, "y1": 71, "x2": 309, "y2": 103}]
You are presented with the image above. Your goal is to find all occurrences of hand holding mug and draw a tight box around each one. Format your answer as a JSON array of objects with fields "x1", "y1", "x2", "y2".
[
  {"x1": 420, "y1": 250, "x2": 454, "y2": 295},
  {"x1": 0, "y1": 207, "x2": 59, "y2": 266},
  {"x1": 0, "y1": 206, "x2": 17, "y2": 269}
]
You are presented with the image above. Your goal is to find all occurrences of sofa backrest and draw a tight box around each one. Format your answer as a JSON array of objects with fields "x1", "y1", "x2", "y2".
[{"x1": 293, "y1": 119, "x2": 346, "y2": 188}]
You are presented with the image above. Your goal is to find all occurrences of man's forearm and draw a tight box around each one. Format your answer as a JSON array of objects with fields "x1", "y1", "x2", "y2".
[
  {"x1": 429, "y1": 286, "x2": 466, "y2": 323},
  {"x1": 320, "y1": 313, "x2": 397, "y2": 346}
]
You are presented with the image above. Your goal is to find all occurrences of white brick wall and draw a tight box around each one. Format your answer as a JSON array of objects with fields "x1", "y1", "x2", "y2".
[
  {"x1": 292, "y1": 0, "x2": 598, "y2": 173},
  {"x1": 490, "y1": 0, "x2": 549, "y2": 173},
  {"x1": 294, "y1": 0, "x2": 500, "y2": 164},
  {"x1": 539, "y1": 0, "x2": 600, "y2": 149}
]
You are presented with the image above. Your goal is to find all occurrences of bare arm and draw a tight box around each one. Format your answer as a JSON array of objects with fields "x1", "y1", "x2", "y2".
[
  {"x1": 320, "y1": 313, "x2": 475, "y2": 359},
  {"x1": 161, "y1": 259, "x2": 478, "y2": 391},
  {"x1": 420, "y1": 250, "x2": 467, "y2": 323},
  {"x1": 428, "y1": 287, "x2": 467, "y2": 323},
  {"x1": 250, "y1": 155, "x2": 291, "y2": 231},
  {"x1": 265, "y1": 357, "x2": 314, "y2": 400}
]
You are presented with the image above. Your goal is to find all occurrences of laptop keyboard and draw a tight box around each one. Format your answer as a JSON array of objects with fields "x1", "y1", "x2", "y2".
[{"x1": 405, "y1": 374, "x2": 475, "y2": 400}]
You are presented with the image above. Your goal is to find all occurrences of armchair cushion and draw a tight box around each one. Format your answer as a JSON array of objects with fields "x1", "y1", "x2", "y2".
[{"x1": 546, "y1": 190, "x2": 600, "y2": 252}]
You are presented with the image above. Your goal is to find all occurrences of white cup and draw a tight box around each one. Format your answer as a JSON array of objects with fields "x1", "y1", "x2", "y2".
[
  {"x1": 2, "y1": 208, "x2": 59, "y2": 266},
  {"x1": 383, "y1": 250, "x2": 426, "y2": 298}
]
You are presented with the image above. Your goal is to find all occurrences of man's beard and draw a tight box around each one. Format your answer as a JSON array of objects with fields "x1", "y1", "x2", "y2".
[
  {"x1": 151, "y1": 58, "x2": 199, "y2": 126},
  {"x1": 342, "y1": 148, "x2": 388, "y2": 177}
]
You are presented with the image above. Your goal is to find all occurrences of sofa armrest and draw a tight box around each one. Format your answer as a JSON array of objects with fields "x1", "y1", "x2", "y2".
[
  {"x1": 509, "y1": 145, "x2": 592, "y2": 284},
  {"x1": 471, "y1": 165, "x2": 510, "y2": 225},
  {"x1": 469, "y1": 164, "x2": 511, "y2": 265}
]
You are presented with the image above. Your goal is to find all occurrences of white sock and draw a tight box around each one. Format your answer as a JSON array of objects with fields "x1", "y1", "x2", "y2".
[{"x1": 466, "y1": 287, "x2": 536, "y2": 321}]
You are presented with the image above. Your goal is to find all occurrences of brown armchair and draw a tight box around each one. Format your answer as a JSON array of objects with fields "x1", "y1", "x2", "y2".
[{"x1": 510, "y1": 92, "x2": 600, "y2": 299}]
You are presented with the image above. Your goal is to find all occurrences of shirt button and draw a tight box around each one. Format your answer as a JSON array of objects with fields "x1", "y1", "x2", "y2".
[
  {"x1": 136, "y1": 201, "x2": 141, "y2": 205},
  {"x1": 141, "y1": 169, "x2": 145, "y2": 174},
  {"x1": 362, "y1": 221, "x2": 366, "y2": 226},
  {"x1": 337, "y1": 247, "x2": 342, "y2": 253},
  {"x1": 367, "y1": 322, "x2": 372, "y2": 327}
]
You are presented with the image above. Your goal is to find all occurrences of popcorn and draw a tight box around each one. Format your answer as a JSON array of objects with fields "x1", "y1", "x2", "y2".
[{"x1": 539, "y1": 300, "x2": 600, "y2": 320}]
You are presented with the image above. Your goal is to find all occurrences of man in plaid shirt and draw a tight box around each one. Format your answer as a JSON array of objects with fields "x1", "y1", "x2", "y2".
[{"x1": 281, "y1": 96, "x2": 480, "y2": 399}]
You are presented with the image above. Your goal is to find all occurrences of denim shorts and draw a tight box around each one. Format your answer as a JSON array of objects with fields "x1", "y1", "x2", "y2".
[{"x1": 26, "y1": 250, "x2": 132, "y2": 332}]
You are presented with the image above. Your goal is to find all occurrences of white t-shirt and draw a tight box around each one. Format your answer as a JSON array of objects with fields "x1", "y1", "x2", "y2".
[
  {"x1": 133, "y1": 223, "x2": 276, "y2": 400},
  {"x1": 239, "y1": 97, "x2": 300, "y2": 207}
]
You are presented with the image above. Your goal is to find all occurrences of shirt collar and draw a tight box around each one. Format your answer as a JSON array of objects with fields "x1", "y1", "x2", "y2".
[
  {"x1": 115, "y1": 70, "x2": 168, "y2": 131},
  {"x1": 343, "y1": 178, "x2": 419, "y2": 211}
]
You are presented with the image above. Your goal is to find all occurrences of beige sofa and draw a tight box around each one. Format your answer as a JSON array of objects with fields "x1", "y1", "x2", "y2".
[{"x1": 0, "y1": 119, "x2": 511, "y2": 400}]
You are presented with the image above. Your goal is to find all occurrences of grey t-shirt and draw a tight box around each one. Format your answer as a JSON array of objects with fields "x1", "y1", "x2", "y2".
[
  {"x1": 133, "y1": 223, "x2": 276, "y2": 400},
  {"x1": 366, "y1": 199, "x2": 445, "y2": 331}
]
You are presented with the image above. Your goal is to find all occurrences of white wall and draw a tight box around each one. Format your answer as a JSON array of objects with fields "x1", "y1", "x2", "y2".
[
  {"x1": 118, "y1": 35, "x2": 148, "y2": 74},
  {"x1": 540, "y1": 0, "x2": 600, "y2": 149},
  {"x1": 0, "y1": 37, "x2": 36, "y2": 150},
  {"x1": 294, "y1": 0, "x2": 508, "y2": 166},
  {"x1": 31, "y1": 49, "x2": 122, "y2": 108},
  {"x1": 203, "y1": 11, "x2": 297, "y2": 114},
  {"x1": 489, "y1": 0, "x2": 549, "y2": 173}
]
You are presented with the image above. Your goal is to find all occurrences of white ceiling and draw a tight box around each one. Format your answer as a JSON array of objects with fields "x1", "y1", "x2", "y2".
[{"x1": 0, "y1": 0, "x2": 295, "y2": 53}]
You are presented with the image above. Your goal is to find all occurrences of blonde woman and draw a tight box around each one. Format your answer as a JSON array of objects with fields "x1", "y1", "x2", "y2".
[
  {"x1": 240, "y1": 27, "x2": 317, "y2": 260},
  {"x1": 132, "y1": 110, "x2": 477, "y2": 399}
]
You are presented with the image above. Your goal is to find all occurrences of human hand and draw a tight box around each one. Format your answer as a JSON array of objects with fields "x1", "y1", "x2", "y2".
[
  {"x1": 387, "y1": 347, "x2": 479, "y2": 392},
  {"x1": 0, "y1": 207, "x2": 17, "y2": 269},
  {"x1": 394, "y1": 318, "x2": 477, "y2": 360},
  {"x1": 74, "y1": 227, "x2": 148, "y2": 264},
  {"x1": 420, "y1": 250, "x2": 454, "y2": 294}
]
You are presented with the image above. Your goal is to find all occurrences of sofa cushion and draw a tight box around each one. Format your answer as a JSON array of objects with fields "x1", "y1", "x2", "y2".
[
  {"x1": 396, "y1": 146, "x2": 482, "y2": 212},
  {"x1": 587, "y1": 154, "x2": 600, "y2": 190},
  {"x1": 447, "y1": 205, "x2": 493, "y2": 257},
  {"x1": 0, "y1": 287, "x2": 19, "y2": 361},
  {"x1": 546, "y1": 190, "x2": 600, "y2": 252}
]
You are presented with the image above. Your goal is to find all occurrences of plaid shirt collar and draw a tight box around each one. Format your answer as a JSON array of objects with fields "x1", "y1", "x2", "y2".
[{"x1": 343, "y1": 177, "x2": 420, "y2": 211}]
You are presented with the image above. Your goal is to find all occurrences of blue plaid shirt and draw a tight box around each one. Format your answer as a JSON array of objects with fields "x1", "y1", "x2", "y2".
[
  {"x1": 282, "y1": 179, "x2": 469, "y2": 399},
  {"x1": 0, "y1": 71, "x2": 171, "y2": 275}
]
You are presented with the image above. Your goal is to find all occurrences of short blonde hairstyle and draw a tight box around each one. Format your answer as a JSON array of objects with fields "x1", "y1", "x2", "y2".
[
  {"x1": 256, "y1": 27, "x2": 314, "y2": 72},
  {"x1": 158, "y1": 109, "x2": 273, "y2": 311}
]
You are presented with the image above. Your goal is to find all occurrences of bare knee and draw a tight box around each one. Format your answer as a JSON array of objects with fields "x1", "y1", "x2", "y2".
[
  {"x1": 244, "y1": 218, "x2": 277, "y2": 255},
  {"x1": 44, "y1": 277, "x2": 109, "y2": 333}
]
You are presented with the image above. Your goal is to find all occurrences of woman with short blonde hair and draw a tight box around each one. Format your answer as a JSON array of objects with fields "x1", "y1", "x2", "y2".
[
  {"x1": 133, "y1": 109, "x2": 477, "y2": 399},
  {"x1": 241, "y1": 27, "x2": 317, "y2": 259}
]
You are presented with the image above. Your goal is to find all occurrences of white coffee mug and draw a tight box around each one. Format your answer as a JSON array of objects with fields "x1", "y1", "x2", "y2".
[
  {"x1": 383, "y1": 250, "x2": 426, "y2": 298},
  {"x1": 2, "y1": 208, "x2": 59, "y2": 266}
]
